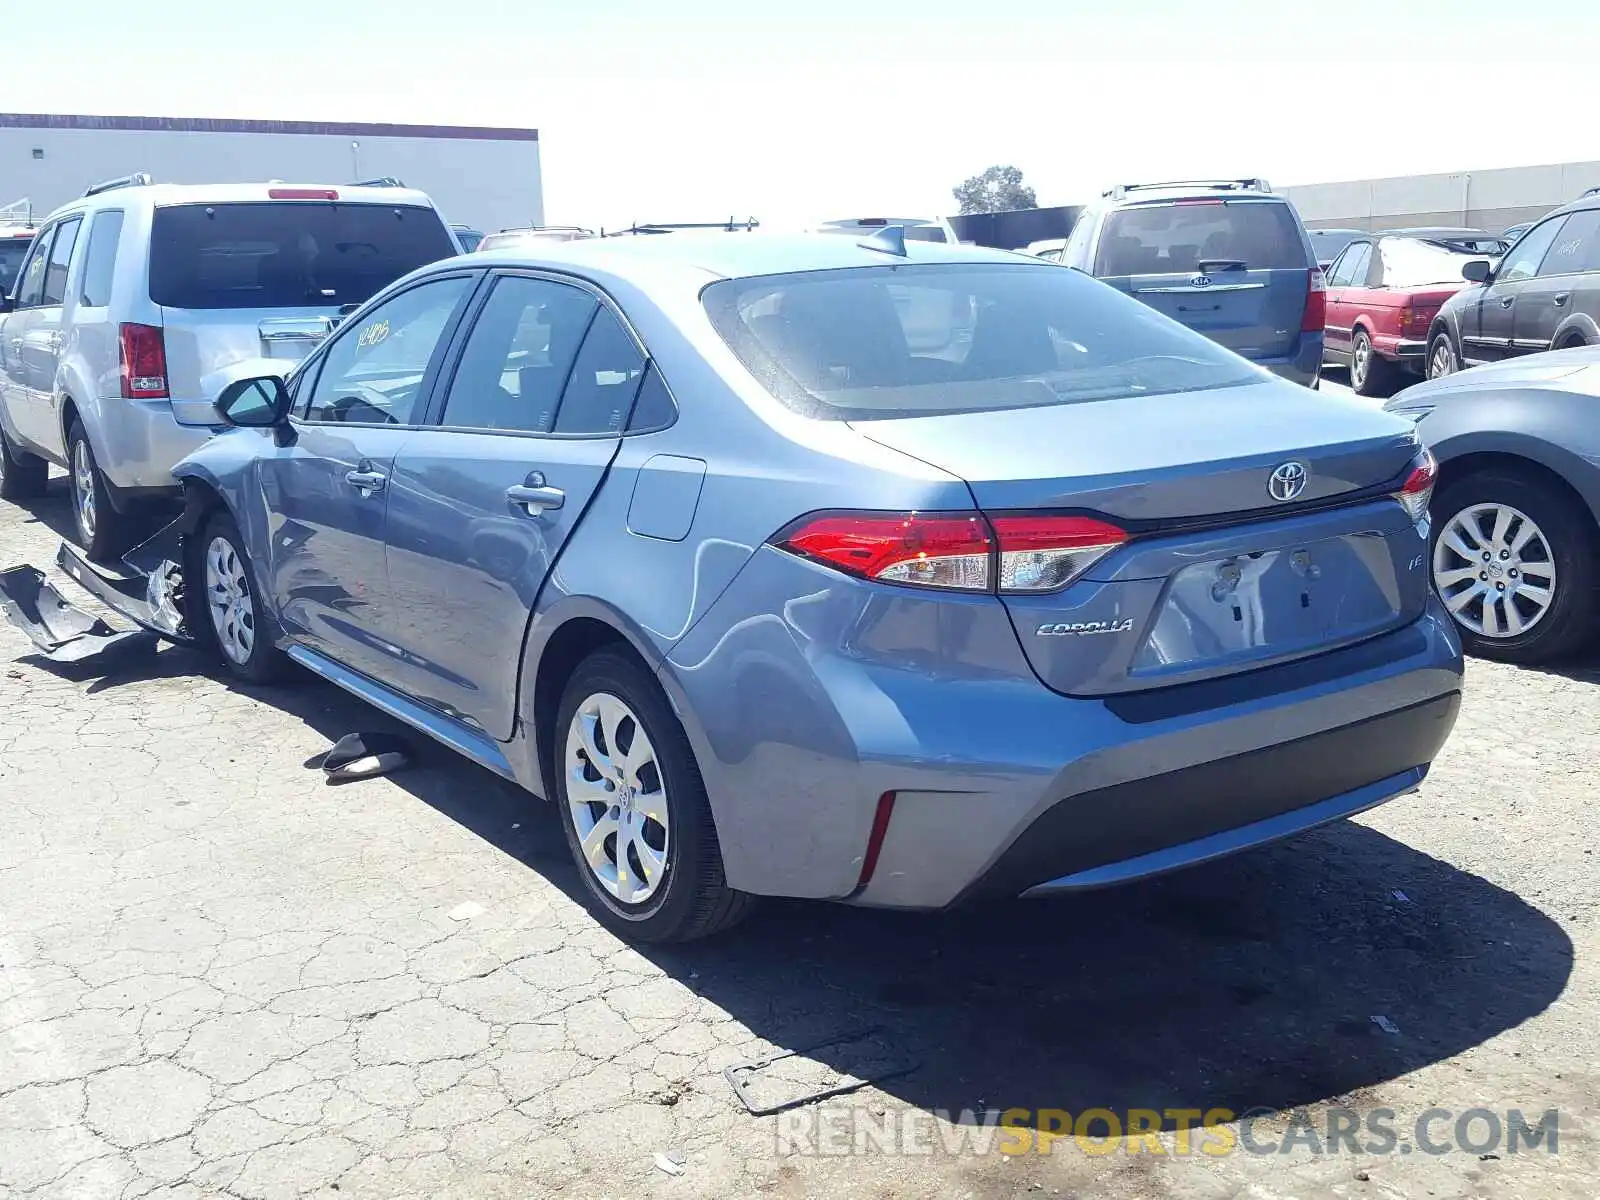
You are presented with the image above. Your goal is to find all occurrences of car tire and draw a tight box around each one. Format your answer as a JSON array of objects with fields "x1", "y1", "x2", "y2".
[
  {"x1": 1426, "y1": 330, "x2": 1458, "y2": 379},
  {"x1": 0, "y1": 426, "x2": 48, "y2": 501},
  {"x1": 67, "y1": 420, "x2": 135, "y2": 561},
  {"x1": 1349, "y1": 329, "x2": 1394, "y2": 396},
  {"x1": 188, "y1": 509, "x2": 291, "y2": 684},
  {"x1": 554, "y1": 648, "x2": 754, "y2": 943},
  {"x1": 1430, "y1": 468, "x2": 1599, "y2": 664}
]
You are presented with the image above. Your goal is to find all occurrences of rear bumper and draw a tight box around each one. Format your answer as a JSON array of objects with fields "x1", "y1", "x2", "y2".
[
  {"x1": 1258, "y1": 332, "x2": 1323, "y2": 388},
  {"x1": 1393, "y1": 338, "x2": 1429, "y2": 367},
  {"x1": 92, "y1": 397, "x2": 220, "y2": 493},
  {"x1": 988, "y1": 693, "x2": 1456, "y2": 898}
]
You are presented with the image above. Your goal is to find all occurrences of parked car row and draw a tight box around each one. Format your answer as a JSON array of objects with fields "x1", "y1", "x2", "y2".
[
  {"x1": 3, "y1": 215, "x2": 1464, "y2": 943},
  {"x1": 0, "y1": 175, "x2": 461, "y2": 556}
]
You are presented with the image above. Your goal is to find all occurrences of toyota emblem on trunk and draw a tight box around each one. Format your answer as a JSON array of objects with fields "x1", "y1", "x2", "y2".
[{"x1": 1268, "y1": 461, "x2": 1308, "y2": 502}]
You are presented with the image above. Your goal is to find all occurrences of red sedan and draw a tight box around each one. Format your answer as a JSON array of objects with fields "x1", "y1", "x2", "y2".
[{"x1": 1322, "y1": 235, "x2": 1483, "y2": 395}]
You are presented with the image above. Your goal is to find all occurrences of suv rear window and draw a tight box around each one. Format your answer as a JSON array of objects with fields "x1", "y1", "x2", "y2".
[
  {"x1": 148, "y1": 202, "x2": 456, "y2": 310},
  {"x1": 1096, "y1": 200, "x2": 1308, "y2": 275},
  {"x1": 703, "y1": 262, "x2": 1258, "y2": 421}
]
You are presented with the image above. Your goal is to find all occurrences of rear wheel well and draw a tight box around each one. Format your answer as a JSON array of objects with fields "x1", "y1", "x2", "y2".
[
  {"x1": 531, "y1": 618, "x2": 639, "y2": 800},
  {"x1": 1556, "y1": 329, "x2": 1592, "y2": 350},
  {"x1": 59, "y1": 396, "x2": 80, "y2": 453},
  {"x1": 1435, "y1": 453, "x2": 1600, "y2": 545}
]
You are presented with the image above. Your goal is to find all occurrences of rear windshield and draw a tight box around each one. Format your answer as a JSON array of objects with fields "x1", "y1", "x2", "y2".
[
  {"x1": 1379, "y1": 239, "x2": 1479, "y2": 288},
  {"x1": 148, "y1": 202, "x2": 456, "y2": 310},
  {"x1": 1096, "y1": 200, "x2": 1308, "y2": 275},
  {"x1": 702, "y1": 262, "x2": 1261, "y2": 421},
  {"x1": 0, "y1": 238, "x2": 33, "y2": 292}
]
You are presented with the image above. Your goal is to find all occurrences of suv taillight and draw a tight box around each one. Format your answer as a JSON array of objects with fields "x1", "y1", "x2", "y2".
[
  {"x1": 119, "y1": 323, "x2": 168, "y2": 399},
  {"x1": 773, "y1": 511, "x2": 1128, "y2": 594},
  {"x1": 1395, "y1": 448, "x2": 1437, "y2": 522},
  {"x1": 1302, "y1": 267, "x2": 1327, "y2": 333}
]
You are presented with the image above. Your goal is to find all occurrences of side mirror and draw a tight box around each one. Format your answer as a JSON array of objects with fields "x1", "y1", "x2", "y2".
[
  {"x1": 216, "y1": 375, "x2": 291, "y2": 428},
  {"x1": 1462, "y1": 258, "x2": 1493, "y2": 284}
]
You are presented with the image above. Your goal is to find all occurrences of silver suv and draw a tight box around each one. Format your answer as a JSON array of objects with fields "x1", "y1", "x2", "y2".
[{"x1": 0, "y1": 175, "x2": 458, "y2": 556}]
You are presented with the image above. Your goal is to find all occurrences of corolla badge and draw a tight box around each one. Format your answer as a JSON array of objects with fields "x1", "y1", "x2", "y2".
[
  {"x1": 1267, "y1": 460, "x2": 1309, "y2": 502},
  {"x1": 1036, "y1": 618, "x2": 1135, "y2": 637}
]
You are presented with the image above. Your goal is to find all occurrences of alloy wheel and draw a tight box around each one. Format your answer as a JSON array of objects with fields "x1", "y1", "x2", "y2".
[
  {"x1": 1429, "y1": 339, "x2": 1455, "y2": 379},
  {"x1": 72, "y1": 438, "x2": 96, "y2": 543},
  {"x1": 204, "y1": 536, "x2": 257, "y2": 665},
  {"x1": 1433, "y1": 502, "x2": 1556, "y2": 638},
  {"x1": 564, "y1": 691, "x2": 670, "y2": 905},
  {"x1": 1352, "y1": 334, "x2": 1371, "y2": 390}
]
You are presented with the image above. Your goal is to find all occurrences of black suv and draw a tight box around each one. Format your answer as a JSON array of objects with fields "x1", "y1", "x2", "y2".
[{"x1": 1427, "y1": 194, "x2": 1600, "y2": 379}]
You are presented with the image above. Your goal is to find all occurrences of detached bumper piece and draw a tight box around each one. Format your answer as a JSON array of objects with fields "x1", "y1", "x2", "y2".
[
  {"x1": 0, "y1": 564, "x2": 157, "y2": 663},
  {"x1": 0, "y1": 519, "x2": 195, "y2": 665}
]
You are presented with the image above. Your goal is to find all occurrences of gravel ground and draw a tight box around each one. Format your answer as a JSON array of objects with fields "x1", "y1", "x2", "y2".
[{"x1": 1, "y1": 470, "x2": 1595, "y2": 1200}]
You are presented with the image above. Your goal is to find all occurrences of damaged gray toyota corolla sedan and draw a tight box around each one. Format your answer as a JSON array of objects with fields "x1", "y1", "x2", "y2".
[{"x1": 1, "y1": 230, "x2": 1465, "y2": 943}]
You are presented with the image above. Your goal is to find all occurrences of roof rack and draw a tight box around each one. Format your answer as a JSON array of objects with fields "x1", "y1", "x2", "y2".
[
  {"x1": 0, "y1": 198, "x2": 36, "y2": 228},
  {"x1": 601, "y1": 217, "x2": 759, "y2": 237},
  {"x1": 81, "y1": 172, "x2": 154, "y2": 198},
  {"x1": 1104, "y1": 178, "x2": 1271, "y2": 200},
  {"x1": 348, "y1": 176, "x2": 406, "y2": 188}
]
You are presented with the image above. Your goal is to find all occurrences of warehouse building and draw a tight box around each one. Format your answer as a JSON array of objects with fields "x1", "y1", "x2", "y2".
[
  {"x1": 1282, "y1": 160, "x2": 1600, "y2": 233},
  {"x1": 0, "y1": 112, "x2": 542, "y2": 233}
]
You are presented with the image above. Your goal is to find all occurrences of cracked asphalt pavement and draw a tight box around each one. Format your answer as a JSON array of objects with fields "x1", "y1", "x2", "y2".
[{"x1": 2, "y1": 478, "x2": 1596, "y2": 1199}]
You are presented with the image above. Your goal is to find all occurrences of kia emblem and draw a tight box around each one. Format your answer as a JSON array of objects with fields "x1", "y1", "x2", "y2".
[
  {"x1": 1191, "y1": 274, "x2": 1212, "y2": 287},
  {"x1": 1268, "y1": 461, "x2": 1309, "y2": 502}
]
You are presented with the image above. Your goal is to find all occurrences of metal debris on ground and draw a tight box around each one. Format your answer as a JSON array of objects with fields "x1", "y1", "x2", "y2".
[
  {"x1": 1371, "y1": 1014, "x2": 1401, "y2": 1035},
  {"x1": 724, "y1": 1026, "x2": 919, "y2": 1116},
  {"x1": 0, "y1": 564, "x2": 157, "y2": 663},
  {"x1": 314, "y1": 731, "x2": 413, "y2": 783}
]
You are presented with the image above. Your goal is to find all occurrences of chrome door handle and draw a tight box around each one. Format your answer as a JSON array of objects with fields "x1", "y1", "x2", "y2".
[
  {"x1": 345, "y1": 469, "x2": 387, "y2": 495},
  {"x1": 506, "y1": 483, "x2": 565, "y2": 515},
  {"x1": 1499, "y1": 296, "x2": 1515, "y2": 308},
  {"x1": 1554, "y1": 292, "x2": 1571, "y2": 306}
]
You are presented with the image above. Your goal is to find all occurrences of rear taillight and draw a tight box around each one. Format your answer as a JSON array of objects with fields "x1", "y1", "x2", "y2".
[
  {"x1": 988, "y1": 514, "x2": 1128, "y2": 593},
  {"x1": 118, "y1": 323, "x2": 168, "y2": 399},
  {"x1": 1395, "y1": 448, "x2": 1437, "y2": 522},
  {"x1": 1302, "y1": 267, "x2": 1327, "y2": 333},
  {"x1": 776, "y1": 512, "x2": 993, "y2": 591},
  {"x1": 773, "y1": 511, "x2": 1128, "y2": 594}
]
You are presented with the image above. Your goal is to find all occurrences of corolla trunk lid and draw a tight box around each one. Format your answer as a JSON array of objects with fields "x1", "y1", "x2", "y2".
[{"x1": 852, "y1": 381, "x2": 1431, "y2": 696}]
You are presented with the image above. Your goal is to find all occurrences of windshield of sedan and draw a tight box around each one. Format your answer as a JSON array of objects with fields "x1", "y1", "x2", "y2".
[{"x1": 702, "y1": 262, "x2": 1262, "y2": 420}]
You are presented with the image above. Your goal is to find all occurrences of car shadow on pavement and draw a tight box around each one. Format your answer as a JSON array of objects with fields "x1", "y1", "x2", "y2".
[
  {"x1": 14, "y1": 638, "x2": 1573, "y2": 1132},
  {"x1": 661, "y1": 827, "x2": 1573, "y2": 1128}
]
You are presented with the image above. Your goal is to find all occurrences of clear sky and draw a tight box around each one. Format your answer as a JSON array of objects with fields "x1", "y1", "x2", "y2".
[{"x1": 16, "y1": 0, "x2": 1600, "y2": 229}]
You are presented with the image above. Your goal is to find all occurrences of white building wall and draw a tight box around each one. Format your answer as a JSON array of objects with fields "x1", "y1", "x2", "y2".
[
  {"x1": 1282, "y1": 161, "x2": 1600, "y2": 233},
  {"x1": 0, "y1": 116, "x2": 542, "y2": 233}
]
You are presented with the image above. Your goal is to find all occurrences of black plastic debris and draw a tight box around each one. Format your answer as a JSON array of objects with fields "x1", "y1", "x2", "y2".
[
  {"x1": 307, "y1": 732, "x2": 413, "y2": 784},
  {"x1": 0, "y1": 564, "x2": 157, "y2": 663},
  {"x1": 724, "y1": 1026, "x2": 919, "y2": 1116}
]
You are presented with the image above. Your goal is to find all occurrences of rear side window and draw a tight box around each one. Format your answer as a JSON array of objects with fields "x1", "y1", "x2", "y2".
[
  {"x1": 703, "y1": 262, "x2": 1259, "y2": 421},
  {"x1": 14, "y1": 231, "x2": 51, "y2": 307},
  {"x1": 148, "y1": 202, "x2": 457, "y2": 310},
  {"x1": 1095, "y1": 201, "x2": 1308, "y2": 275},
  {"x1": 553, "y1": 307, "x2": 646, "y2": 434},
  {"x1": 1538, "y1": 209, "x2": 1600, "y2": 276},
  {"x1": 440, "y1": 275, "x2": 597, "y2": 433},
  {"x1": 79, "y1": 210, "x2": 125, "y2": 306},
  {"x1": 41, "y1": 217, "x2": 82, "y2": 306}
]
